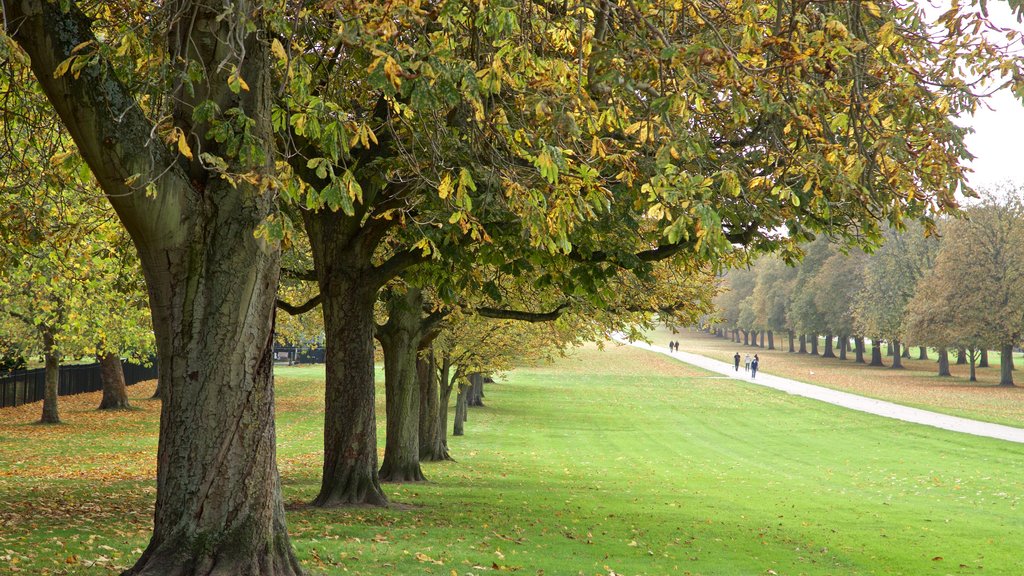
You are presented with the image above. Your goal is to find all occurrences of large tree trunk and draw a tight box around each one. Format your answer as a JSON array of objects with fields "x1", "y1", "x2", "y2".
[
  {"x1": 418, "y1": 348, "x2": 443, "y2": 461},
  {"x1": 918, "y1": 346, "x2": 928, "y2": 361},
  {"x1": 468, "y1": 373, "x2": 485, "y2": 407},
  {"x1": 788, "y1": 331, "x2": 795, "y2": 353},
  {"x1": 743, "y1": 331, "x2": 749, "y2": 346},
  {"x1": 453, "y1": 383, "x2": 468, "y2": 436},
  {"x1": 838, "y1": 335, "x2": 848, "y2": 360},
  {"x1": 798, "y1": 334, "x2": 807, "y2": 354},
  {"x1": 979, "y1": 349, "x2": 989, "y2": 368},
  {"x1": 377, "y1": 288, "x2": 427, "y2": 483},
  {"x1": 887, "y1": 341, "x2": 895, "y2": 357},
  {"x1": 810, "y1": 334, "x2": 819, "y2": 355},
  {"x1": 306, "y1": 210, "x2": 387, "y2": 507},
  {"x1": 937, "y1": 347, "x2": 951, "y2": 376},
  {"x1": 1000, "y1": 343, "x2": 1015, "y2": 386},
  {"x1": 854, "y1": 337, "x2": 866, "y2": 364},
  {"x1": 98, "y1": 352, "x2": 131, "y2": 410},
  {"x1": 890, "y1": 340, "x2": 904, "y2": 369},
  {"x1": 767, "y1": 330, "x2": 775, "y2": 350},
  {"x1": 426, "y1": 354, "x2": 454, "y2": 461},
  {"x1": 956, "y1": 347, "x2": 967, "y2": 365},
  {"x1": 869, "y1": 338, "x2": 884, "y2": 366},
  {"x1": 9, "y1": 2, "x2": 304, "y2": 573},
  {"x1": 823, "y1": 333, "x2": 835, "y2": 358},
  {"x1": 40, "y1": 328, "x2": 60, "y2": 424}
]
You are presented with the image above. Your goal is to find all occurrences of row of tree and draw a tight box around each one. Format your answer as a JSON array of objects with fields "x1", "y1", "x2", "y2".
[
  {"x1": 712, "y1": 190, "x2": 1024, "y2": 385},
  {"x1": 3, "y1": 0, "x2": 1020, "y2": 574}
]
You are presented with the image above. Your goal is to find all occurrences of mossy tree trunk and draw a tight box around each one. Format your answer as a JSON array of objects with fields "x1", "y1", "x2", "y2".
[
  {"x1": 1000, "y1": 343, "x2": 1015, "y2": 386},
  {"x1": 937, "y1": 347, "x2": 951, "y2": 376},
  {"x1": 377, "y1": 288, "x2": 427, "y2": 483},
  {"x1": 98, "y1": 352, "x2": 131, "y2": 410}
]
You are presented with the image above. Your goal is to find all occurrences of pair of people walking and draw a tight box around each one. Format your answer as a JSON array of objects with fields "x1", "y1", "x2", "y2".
[
  {"x1": 734, "y1": 352, "x2": 760, "y2": 378},
  {"x1": 668, "y1": 340, "x2": 679, "y2": 352}
]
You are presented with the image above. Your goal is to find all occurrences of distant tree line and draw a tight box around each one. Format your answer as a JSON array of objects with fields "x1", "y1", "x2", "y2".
[{"x1": 710, "y1": 189, "x2": 1024, "y2": 385}]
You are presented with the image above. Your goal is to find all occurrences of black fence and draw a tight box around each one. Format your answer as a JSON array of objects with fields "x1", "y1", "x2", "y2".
[{"x1": 0, "y1": 360, "x2": 158, "y2": 409}]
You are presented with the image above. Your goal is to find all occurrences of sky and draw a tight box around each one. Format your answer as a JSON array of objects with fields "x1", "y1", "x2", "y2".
[{"x1": 922, "y1": 0, "x2": 1024, "y2": 190}]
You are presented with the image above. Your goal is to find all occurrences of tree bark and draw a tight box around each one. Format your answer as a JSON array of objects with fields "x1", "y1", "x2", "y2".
[
  {"x1": 979, "y1": 349, "x2": 989, "y2": 368},
  {"x1": 98, "y1": 352, "x2": 131, "y2": 410},
  {"x1": 9, "y1": 2, "x2": 305, "y2": 572},
  {"x1": 454, "y1": 382, "x2": 468, "y2": 436},
  {"x1": 743, "y1": 331, "x2": 749, "y2": 346},
  {"x1": 468, "y1": 373, "x2": 485, "y2": 407},
  {"x1": 306, "y1": 209, "x2": 387, "y2": 507},
  {"x1": 788, "y1": 331, "x2": 795, "y2": 353},
  {"x1": 798, "y1": 334, "x2": 807, "y2": 354},
  {"x1": 418, "y1": 348, "x2": 442, "y2": 461},
  {"x1": 869, "y1": 338, "x2": 884, "y2": 366},
  {"x1": 918, "y1": 346, "x2": 928, "y2": 361},
  {"x1": 426, "y1": 354, "x2": 454, "y2": 461},
  {"x1": 810, "y1": 334, "x2": 819, "y2": 355},
  {"x1": 822, "y1": 333, "x2": 835, "y2": 358},
  {"x1": 377, "y1": 288, "x2": 427, "y2": 483},
  {"x1": 854, "y1": 337, "x2": 866, "y2": 364},
  {"x1": 956, "y1": 347, "x2": 967, "y2": 365},
  {"x1": 767, "y1": 330, "x2": 774, "y2": 350},
  {"x1": 40, "y1": 328, "x2": 60, "y2": 424},
  {"x1": 937, "y1": 347, "x2": 951, "y2": 376},
  {"x1": 890, "y1": 340, "x2": 904, "y2": 369},
  {"x1": 969, "y1": 353, "x2": 977, "y2": 382},
  {"x1": 838, "y1": 335, "x2": 848, "y2": 360},
  {"x1": 1000, "y1": 343, "x2": 1015, "y2": 386}
]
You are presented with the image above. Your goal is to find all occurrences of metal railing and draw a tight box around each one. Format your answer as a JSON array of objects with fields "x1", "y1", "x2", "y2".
[{"x1": 0, "y1": 360, "x2": 158, "y2": 409}]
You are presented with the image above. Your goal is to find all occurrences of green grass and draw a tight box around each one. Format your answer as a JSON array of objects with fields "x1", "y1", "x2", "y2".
[{"x1": 3, "y1": 344, "x2": 1024, "y2": 575}]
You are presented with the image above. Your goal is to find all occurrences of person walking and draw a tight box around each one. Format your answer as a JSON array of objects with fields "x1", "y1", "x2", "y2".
[
  {"x1": 733, "y1": 352, "x2": 741, "y2": 372},
  {"x1": 751, "y1": 354, "x2": 759, "y2": 379},
  {"x1": 744, "y1": 353, "x2": 751, "y2": 372}
]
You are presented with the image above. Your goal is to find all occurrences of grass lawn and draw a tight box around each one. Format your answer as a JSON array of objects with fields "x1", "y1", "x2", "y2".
[
  {"x1": 660, "y1": 329, "x2": 1024, "y2": 428},
  {"x1": 2, "y1": 344, "x2": 1024, "y2": 575}
]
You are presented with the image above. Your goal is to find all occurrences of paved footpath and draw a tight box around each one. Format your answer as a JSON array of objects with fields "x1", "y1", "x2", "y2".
[{"x1": 618, "y1": 337, "x2": 1024, "y2": 445}]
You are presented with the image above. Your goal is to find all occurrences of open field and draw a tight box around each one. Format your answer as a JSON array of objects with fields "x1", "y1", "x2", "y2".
[
  {"x1": 659, "y1": 329, "x2": 1024, "y2": 428},
  {"x1": 3, "y1": 344, "x2": 1024, "y2": 575}
]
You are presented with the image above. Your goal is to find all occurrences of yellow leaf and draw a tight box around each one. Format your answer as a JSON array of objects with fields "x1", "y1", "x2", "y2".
[
  {"x1": 176, "y1": 130, "x2": 193, "y2": 160},
  {"x1": 50, "y1": 150, "x2": 74, "y2": 166},
  {"x1": 270, "y1": 38, "x2": 288, "y2": 62},
  {"x1": 438, "y1": 173, "x2": 453, "y2": 199},
  {"x1": 864, "y1": 2, "x2": 881, "y2": 18}
]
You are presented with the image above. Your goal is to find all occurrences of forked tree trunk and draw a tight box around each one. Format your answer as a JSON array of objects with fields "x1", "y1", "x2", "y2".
[
  {"x1": 306, "y1": 209, "x2": 387, "y2": 507},
  {"x1": 40, "y1": 329, "x2": 60, "y2": 425},
  {"x1": 918, "y1": 346, "x2": 928, "y2": 361},
  {"x1": 10, "y1": 2, "x2": 304, "y2": 573},
  {"x1": 377, "y1": 288, "x2": 427, "y2": 483},
  {"x1": 956, "y1": 347, "x2": 967, "y2": 365},
  {"x1": 1000, "y1": 343, "x2": 1015, "y2": 386},
  {"x1": 798, "y1": 334, "x2": 807, "y2": 354},
  {"x1": 788, "y1": 331, "x2": 795, "y2": 353},
  {"x1": 767, "y1": 330, "x2": 774, "y2": 350},
  {"x1": 418, "y1": 348, "x2": 441, "y2": 461},
  {"x1": 98, "y1": 352, "x2": 131, "y2": 410},
  {"x1": 937, "y1": 347, "x2": 951, "y2": 376},
  {"x1": 869, "y1": 338, "x2": 884, "y2": 366},
  {"x1": 979, "y1": 349, "x2": 989, "y2": 368},
  {"x1": 854, "y1": 337, "x2": 866, "y2": 364},
  {"x1": 823, "y1": 333, "x2": 835, "y2": 358},
  {"x1": 454, "y1": 383, "x2": 469, "y2": 436},
  {"x1": 891, "y1": 340, "x2": 904, "y2": 369},
  {"x1": 426, "y1": 354, "x2": 454, "y2": 461}
]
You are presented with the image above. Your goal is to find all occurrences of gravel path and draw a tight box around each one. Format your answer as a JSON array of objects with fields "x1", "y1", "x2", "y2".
[{"x1": 618, "y1": 337, "x2": 1024, "y2": 444}]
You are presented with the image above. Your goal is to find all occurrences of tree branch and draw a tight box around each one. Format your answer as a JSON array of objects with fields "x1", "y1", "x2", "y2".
[
  {"x1": 473, "y1": 302, "x2": 571, "y2": 323},
  {"x1": 275, "y1": 294, "x2": 322, "y2": 315}
]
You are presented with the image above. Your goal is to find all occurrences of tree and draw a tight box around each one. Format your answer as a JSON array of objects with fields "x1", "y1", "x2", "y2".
[
  {"x1": 4, "y1": 2, "x2": 302, "y2": 572},
  {"x1": 811, "y1": 250, "x2": 867, "y2": 360}
]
